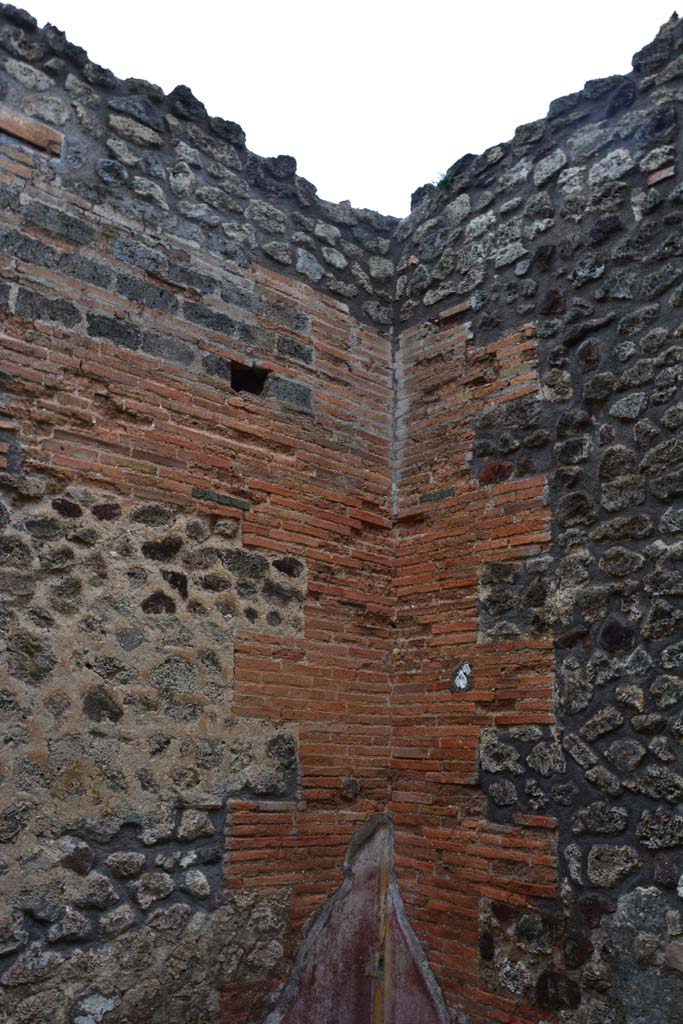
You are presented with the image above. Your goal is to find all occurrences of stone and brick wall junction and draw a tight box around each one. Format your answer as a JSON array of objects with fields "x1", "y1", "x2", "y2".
[{"x1": 1, "y1": 6, "x2": 683, "y2": 1023}]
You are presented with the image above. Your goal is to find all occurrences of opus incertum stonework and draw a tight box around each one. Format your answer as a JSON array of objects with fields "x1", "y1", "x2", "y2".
[{"x1": 0, "y1": 6, "x2": 683, "y2": 1022}]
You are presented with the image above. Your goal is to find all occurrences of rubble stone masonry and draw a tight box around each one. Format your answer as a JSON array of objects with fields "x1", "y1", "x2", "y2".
[{"x1": 0, "y1": 5, "x2": 683, "y2": 1022}]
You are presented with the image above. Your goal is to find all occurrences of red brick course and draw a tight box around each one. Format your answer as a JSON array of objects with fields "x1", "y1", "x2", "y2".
[
  {"x1": 0, "y1": 142, "x2": 557, "y2": 1023},
  {"x1": 391, "y1": 318, "x2": 556, "y2": 1022}
]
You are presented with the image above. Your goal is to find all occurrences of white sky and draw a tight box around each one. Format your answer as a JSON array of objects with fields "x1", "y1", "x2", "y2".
[{"x1": 18, "y1": 1, "x2": 679, "y2": 217}]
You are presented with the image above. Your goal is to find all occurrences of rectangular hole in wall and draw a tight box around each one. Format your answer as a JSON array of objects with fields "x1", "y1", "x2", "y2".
[{"x1": 231, "y1": 362, "x2": 270, "y2": 395}]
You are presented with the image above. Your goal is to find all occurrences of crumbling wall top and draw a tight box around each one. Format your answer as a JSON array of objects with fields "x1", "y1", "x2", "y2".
[{"x1": 0, "y1": 2, "x2": 398, "y2": 327}]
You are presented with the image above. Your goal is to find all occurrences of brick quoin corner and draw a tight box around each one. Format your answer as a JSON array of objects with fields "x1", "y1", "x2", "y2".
[{"x1": 0, "y1": 7, "x2": 683, "y2": 1023}]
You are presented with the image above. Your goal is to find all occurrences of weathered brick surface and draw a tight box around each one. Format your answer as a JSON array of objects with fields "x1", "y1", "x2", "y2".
[
  {"x1": 0, "y1": 101, "x2": 61, "y2": 153},
  {"x1": 2, "y1": 6, "x2": 683, "y2": 1024},
  {"x1": 0, "y1": 120, "x2": 394, "y2": 1019},
  {"x1": 391, "y1": 318, "x2": 556, "y2": 1022}
]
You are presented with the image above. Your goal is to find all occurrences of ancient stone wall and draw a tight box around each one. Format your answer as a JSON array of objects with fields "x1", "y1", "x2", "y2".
[
  {"x1": 1, "y1": 4, "x2": 683, "y2": 1023},
  {"x1": 0, "y1": 8, "x2": 396, "y2": 1020},
  {"x1": 391, "y1": 14, "x2": 683, "y2": 1024}
]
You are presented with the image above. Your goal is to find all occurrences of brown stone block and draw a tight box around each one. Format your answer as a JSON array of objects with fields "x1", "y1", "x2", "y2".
[{"x1": 0, "y1": 103, "x2": 62, "y2": 155}]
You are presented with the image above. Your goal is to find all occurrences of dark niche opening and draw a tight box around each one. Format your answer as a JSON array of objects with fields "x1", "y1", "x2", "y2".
[{"x1": 231, "y1": 362, "x2": 270, "y2": 395}]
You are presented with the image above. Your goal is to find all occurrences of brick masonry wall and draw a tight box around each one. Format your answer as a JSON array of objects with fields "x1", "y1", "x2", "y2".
[
  {"x1": 0, "y1": 45, "x2": 395, "y2": 1019},
  {"x1": 390, "y1": 15, "x2": 683, "y2": 1024},
  {"x1": 2, "y1": 5, "x2": 683, "y2": 1024},
  {"x1": 393, "y1": 314, "x2": 557, "y2": 1024}
]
